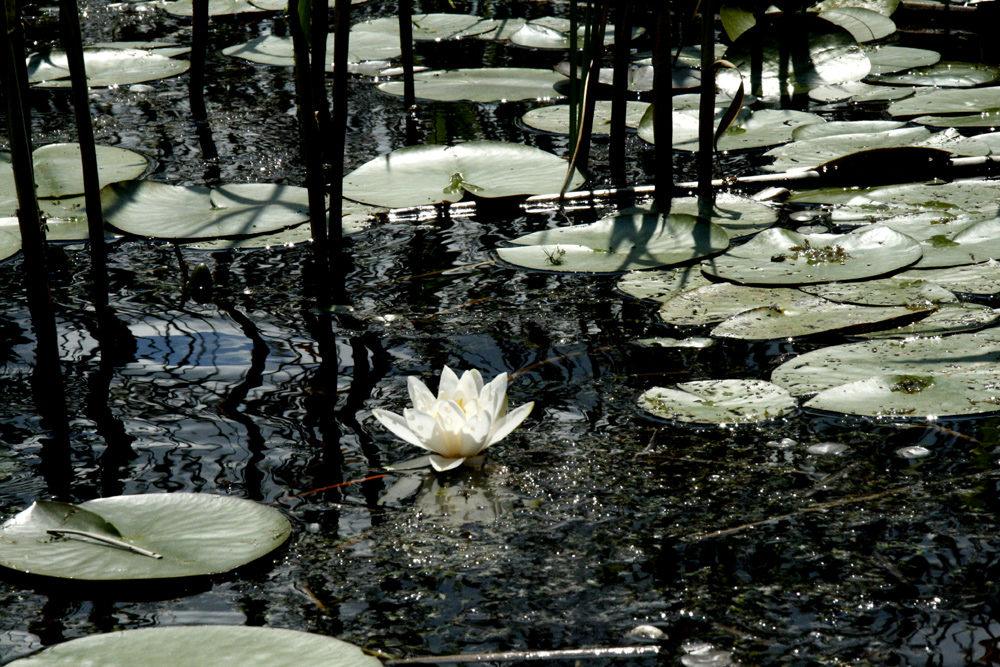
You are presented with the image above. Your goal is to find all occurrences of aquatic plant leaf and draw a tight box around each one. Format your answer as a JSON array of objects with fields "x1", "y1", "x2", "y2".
[
  {"x1": 102, "y1": 181, "x2": 312, "y2": 240},
  {"x1": 717, "y1": 14, "x2": 870, "y2": 97},
  {"x1": 792, "y1": 120, "x2": 906, "y2": 140},
  {"x1": 872, "y1": 61, "x2": 1000, "y2": 87},
  {"x1": 30, "y1": 143, "x2": 148, "y2": 199},
  {"x1": 0, "y1": 213, "x2": 109, "y2": 243},
  {"x1": 28, "y1": 47, "x2": 189, "y2": 87},
  {"x1": 223, "y1": 29, "x2": 401, "y2": 67},
  {"x1": 819, "y1": 7, "x2": 895, "y2": 42},
  {"x1": 911, "y1": 111, "x2": 1000, "y2": 128},
  {"x1": 638, "y1": 379, "x2": 797, "y2": 425},
  {"x1": 658, "y1": 283, "x2": 805, "y2": 326},
  {"x1": 377, "y1": 68, "x2": 565, "y2": 102},
  {"x1": 521, "y1": 101, "x2": 650, "y2": 135},
  {"x1": 702, "y1": 225, "x2": 921, "y2": 285},
  {"x1": 498, "y1": 212, "x2": 728, "y2": 273},
  {"x1": 0, "y1": 493, "x2": 291, "y2": 580},
  {"x1": 865, "y1": 44, "x2": 940, "y2": 75},
  {"x1": 809, "y1": 80, "x2": 913, "y2": 103},
  {"x1": 4, "y1": 626, "x2": 381, "y2": 667},
  {"x1": 616, "y1": 267, "x2": 714, "y2": 303},
  {"x1": 762, "y1": 126, "x2": 930, "y2": 173},
  {"x1": 857, "y1": 303, "x2": 999, "y2": 339},
  {"x1": 810, "y1": 0, "x2": 899, "y2": 16},
  {"x1": 884, "y1": 215, "x2": 1000, "y2": 268},
  {"x1": 800, "y1": 275, "x2": 957, "y2": 306},
  {"x1": 770, "y1": 328, "x2": 1000, "y2": 396},
  {"x1": 888, "y1": 86, "x2": 1000, "y2": 118},
  {"x1": 162, "y1": 0, "x2": 265, "y2": 16},
  {"x1": 670, "y1": 194, "x2": 778, "y2": 238},
  {"x1": 633, "y1": 336, "x2": 716, "y2": 349},
  {"x1": 654, "y1": 108, "x2": 824, "y2": 151},
  {"x1": 343, "y1": 142, "x2": 583, "y2": 208},
  {"x1": 711, "y1": 297, "x2": 929, "y2": 340},
  {"x1": 360, "y1": 13, "x2": 499, "y2": 41},
  {"x1": 0, "y1": 226, "x2": 21, "y2": 262},
  {"x1": 804, "y1": 372, "x2": 1000, "y2": 418},
  {"x1": 895, "y1": 259, "x2": 1000, "y2": 296},
  {"x1": 508, "y1": 17, "x2": 623, "y2": 49}
]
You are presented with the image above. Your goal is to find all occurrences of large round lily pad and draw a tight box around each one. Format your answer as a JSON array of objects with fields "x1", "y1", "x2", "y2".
[
  {"x1": 1, "y1": 144, "x2": 148, "y2": 200},
  {"x1": 865, "y1": 44, "x2": 940, "y2": 75},
  {"x1": 521, "y1": 101, "x2": 650, "y2": 135},
  {"x1": 895, "y1": 260, "x2": 1000, "y2": 296},
  {"x1": 616, "y1": 267, "x2": 714, "y2": 302},
  {"x1": 658, "y1": 283, "x2": 804, "y2": 326},
  {"x1": 5, "y1": 626, "x2": 381, "y2": 667},
  {"x1": 639, "y1": 380, "x2": 797, "y2": 425},
  {"x1": 702, "y1": 225, "x2": 922, "y2": 285},
  {"x1": 27, "y1": 47, "x2": 189, "y2": 88},
  {"x1": 102, "y1": 181, "x2": 313, "y2": 240},
  {"x1": 762, "y1": 126, "x2": 930, "y2": 173},
  {"x1": 377, "y1": 68, "x2": 565, "y2": 102},
  {"x1": 888, "y1": 86, "x2": 1000, "y2": 119},
  {"x1": 819, "y1": 7, "x2": 895, "y2": 42},
  {"x1": 0, "y1": 494, "x2": 291, "y2": 580},
  {"x1": 856, "y1": 303, "x2": 999, "y2": 339},
  {"x1": 800, "y1": 275, "x2": 957, "y2": 306},
  {"x1": 497, "y1": 211, "x2": 728, "y2": 273},
  {"x1": 886, "y1": 216, "x2": 1000, "y2": 269},
  {"x1": 343, "y1": 141, "x2": 584, "y2": 208},
  {"x1": 223, "y1": 29, "x2": 401, "y2": 68},
  {"x1": 770, "y1": 328, "x2": 1000, "y2": 396},
  {"x1": 873, "y1": 61, "x2": 1000, "y2": 87},
  {"x1": 804, "y1": 372, "x2": 1000, "y2": 418}
]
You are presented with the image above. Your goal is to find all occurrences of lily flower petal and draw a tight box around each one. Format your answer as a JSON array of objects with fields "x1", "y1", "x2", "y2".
[
  {"x1": 372, "y1": 408, "x2": 430, "y2": 450},
  {"x1": 437, "y1": 366, "x2": 461, "y2": 400},
  {"x1": 429, "y1": 455, "x2": 467, "y2": 472},
  {"x1": 485, "y1": 401, "x2": 535, "y2": 448},
  {"x1": 407, "y1": 376, "x2": 436, "y2": 412},
  {"x1": 459, "y1": 409, "x2": 493, "y2": 457},
  {"x1": 402, "y1": 408, "x2": 442, "y2": 452}
]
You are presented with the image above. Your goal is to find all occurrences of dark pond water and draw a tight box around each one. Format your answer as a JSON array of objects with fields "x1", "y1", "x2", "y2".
[{"x1": 2, "y1": 1, "x2": 1000, "y2": 666}]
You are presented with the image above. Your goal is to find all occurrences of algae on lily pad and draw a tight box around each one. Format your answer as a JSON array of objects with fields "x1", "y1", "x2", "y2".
[
  {"x1": 770, "y1": 328, "x2": 1000, "y2": 396},
  {"x1": 4, "y1": 626, "x2": 381, "y2": 667},
  {"x1": 377, "y1": 68, "x2": 565, "y2": 103},
  {"x1": 343, "y1": 141, "x2": 583, "y2": 208},
  {"x1": 498, "y1": 211, "x2": 728, "y2": 273},
  {"x1": 804, "y1": 372, "x2": 1000, "y2": 418},
  {"x1": 27, "y1": 46, "x2": 189, "y2": 88},
  {"x1": 885, "y1": 215, "x2": 1000, "y2": 268},
  {"x1": 0, "y1": 494, "x2": 291, "y2": 580},
  {"x1": 103, "y1": 181, "x2": 313, "y2": 240},
  {"x1": 702, "y1": 225, "x2": 921, "y2": 286},
  {"x1": 639, "y1": 380, "x2": 797, "y2": 425}
]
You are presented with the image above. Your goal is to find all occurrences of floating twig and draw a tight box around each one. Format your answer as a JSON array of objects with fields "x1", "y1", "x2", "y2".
[
  {"x1": 47, "y1": 529, "x2": 163, "y2": 559},
  {"x1": 385, "y1": 645, "x2": 661, "y2": 665}
]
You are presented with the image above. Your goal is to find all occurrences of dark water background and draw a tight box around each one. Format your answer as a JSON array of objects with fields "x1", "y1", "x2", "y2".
[{"x1": 1, "y1": 1, "x2": 1000, "y2": 665}]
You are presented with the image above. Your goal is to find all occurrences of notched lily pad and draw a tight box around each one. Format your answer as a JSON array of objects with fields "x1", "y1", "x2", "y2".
[
  {"x1": 0, "y1": 493, "x2": 292, "y2": 580},
  {"x1": 498, "y1": 211, "x2": 728, "y2": 273},
  {"x1": 343, "y1": 142, "x2": 584, "y2": 208},
  {"x1": 658, "y1": 283, "x2": 804, "y2": 326},
  {"x1": 27, "y1": 46, "x2": 189, "y2": 87},
  {"x1": 805, "y1": 372, "x2": 1000, "y2": 418},
  {"x1": 639, "y1": 379, "x2": 797, "y2": 425}
]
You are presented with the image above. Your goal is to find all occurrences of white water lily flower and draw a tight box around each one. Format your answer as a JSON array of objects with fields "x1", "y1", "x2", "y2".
[{"x1": 372, "y1": 366, "x2": 534, "y2": 472}]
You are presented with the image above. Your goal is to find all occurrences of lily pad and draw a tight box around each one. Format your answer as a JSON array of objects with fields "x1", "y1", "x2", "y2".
[
  {"x1": 360, "y1": 13, "x2": 499, "y2": 41},
  {"x1": 31, "y1": 143, "x2": 148, "y2": 199},
  {"x1": 616, "y1": 267, "x2": 714, "y2": 303},
  {"x1": 521, "y1": 101, "x2": 650, "y2": 135},
  {"x1": 161, "y1": 0, "x2": 266, "y2": 15},
  {"x1": 820, "y1": 7, "x2": 896, "y2": 42},
  {"x1": 638, "y1": 379, "x2": 797, "y2": 425},
  {"x1": 4, "y1": 626, "x2": 381, "y2": 667},
  {"x1": 28, "y1": 47, "x2": 189, "y2": 87},
  {"x1": 800, "y1": 275, "x2": 957, "y2": 306},
  {"x1": 804, "y1": 372, "x2": 1000, "y2": 418},
  {"x1": 651, "y1": 108, "x2": 825, "y2": 152},
  {"x1": 809, "y1": 80, "x2": 914, "y2": 103},
  {"x1": 498, "y1": 212, "x2": 728, "y2": 273},
  {"x1": 342, "y1": 142, "x2": 584, "y2": 208},
  {"x1": 770, "y1": 328, "x2": 1000, "y2": 396},
  {"x1": 509, "y1": 17, "x2": 623, "y2": 49},
  {"x1": 871, "y1": 61, "x2": 1000, "y2": 87},
  {"x1": 865, "y1": 44, "x2": 941, "y2": 75},
  {"x1": 702, "y1": 225, "x2": 921, "y2": 285},
  {"x1": 792, "y1": 120, "x2": 906, "y2": 140},
  {"x1": 856, "y1": 303, "x2": 999, "y2": 339},
  {"x1": 884, "y1": 215, "x2": 1000, "y2": 268},
  {"x1": 718, "y1": 14, "x2": 870, "y2": 97},
  {"x1": 0, "y1": 225, "x2": 21, "y2": 262},
  {"x1": 670, "y1": 194, "x2": 778, "y2": 238},
  {"x1": 895, "y1": 259, "x2": 1000, "y2": 296},
  {"x1": 710, "y1": 296, "x2": 930, "y2": 340},
  {"x1": 658, "y1": 283, "x2": 804, "y2": 326},
  {"x1": 888, "y1": 86, "x2": 1000, "y2": 119},
  {"x1": 910, "y1": 112, "x2": 1000, "y2": 128},
  {"x1": 223, "y1": 29, "x2": 401, "y2": 68},
  {"x1": 762, "y1": 126, "x2": 931, "y2": 173},
  {"x1": 378, "y1": 68, "x2": 565, "y2": 103},
  {"x1": 102, "y1": 181, "x2": 313, "y2": 240},
  {"x1": 0, "y1": 493, "x2": 291, "y2": 580}
]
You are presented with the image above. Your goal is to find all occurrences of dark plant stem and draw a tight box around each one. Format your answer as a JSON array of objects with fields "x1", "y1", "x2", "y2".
[
  {"x1": 310, "y1": 0, "x2": 331, "y2": 138},
  {"x1": 563, "y1": 0, "x2": 610, "y2": 194},
  {"x1": 651, "y1": 2, "x2": 673, "y2": 210},
  {"x1": 328, "y1": 0, "x2": 351, "y2": 305},
  {"x1": 697, "y1": 0, "x2": 716, "y2": 214},
  {"x1": 189, "y1": 0, "x2": 219, "y2": 173},
  {"x1": 398, "y1": 0, "x2": 415, "y2": 110},
  {"x1": 609, "y1": 0, "x2": 633, "y2": 185}
]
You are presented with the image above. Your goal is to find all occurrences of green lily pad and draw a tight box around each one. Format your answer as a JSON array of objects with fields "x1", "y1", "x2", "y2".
[
  {"x1": 670, "y1": 194, "x2": 778, "y2": 238},
  {"x1": 498, "y1": 212, "x2": 728, "y2": 273},
  {"x1": 223, "y1": 28, "x2": 401, "y2": 68},
  {"x1": 800, "y1": 275, "x2": 957, "y2": 306},
  {"x1": 28, "y1": 47, "x2": 189, "y2": 87},
  {"x1": 718, "y1": 14, "x2": 870, "y2": 97},
  {"x1": 884, "y1": 215, "x2": 1000, "y2": 268},
  {"x1": 0, "y1": 225, "x2": 21, "y2": 262},
  {"x1": 820, "y1": 7, "x2": 896, "y2": 42},
  {"x1": 856, "y1": 303, "x2": 999, "y2": 339},
  {"x1": 102, "y1": 181, "x2": 313, "y2": 240},
  {"x1": 888, "y1": 86, "x2": 1000, "y2": 119},
  {"x1": 0, "y1": 214, "x2": 111, "y2": 244},
  {"x1": 4, "y1": 626, "x2": 381, "y2": 667},
  {"x1": 702, "y1": 225, "x2": 921, "y2": 285},
  {"x1": 658, "y1": 283, "x2": 805, "y2": 326},
  {"x1": 377, "y1": 68, "x2": 565, "y2": 103},
  {"x1": 865, "y1": 44, "x2": 941, "y2": 75},
  {"x1": 639, "y1": 379, "x2": 797, "y2": 425},
  {"x1": 360, "y1": 13, "x2": 499, "y2": 41},
  {"x1": 804, "y1": 372, "x2": 1000, "y2": 418},
  {"x1": 895, "y1": 259, "x2": 1000, "y2": 296},
  {"x1": 633, "y1": 336, "x2": 716, "y2": 349},
  {"x1": 343, "y1": 142, "x2": 583, "y2": 208},
  {"x1": 162, "y1": 0, "x2": 266, "y2": 15},
  {"x1": 810, "y1": 0, "x2": 899, "y2": 16},
  {"x1": 793, "y1": 120, "x2": 907, "y2": 140},
  {"x1": 30, "y1": 143, "x2": 148, "y2": 199},
  {"x1": 0, "y1": 494, "x2": 291, "y2": 580},
  {"x1": 616, "y1": 267, "x2": 714, "y2": 303},
  {"x1": 710, "y1": 296, "x2": 930, "y2": 340},
  {"x1": 910, "y1": 111, "x2": 1000, "y2": 128},
  {"x1": 871, "y1": 61, "x2": 1000, "y2": 87},
  {"x1": 770, "y1": 328, "x2": 1000, "y2": 396},
  {"x1": 521, "y1": 101, "x2": 650, "y2": 135},
  {"x1": 809, "y1": 80, "x2": 914, "y2": 103},
  {"x1": 650, "y1": 108, "x2": 825, "y2": 152},
  {"x1": 763, "y1": 126, "x2": 930, "y2": 173}
]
